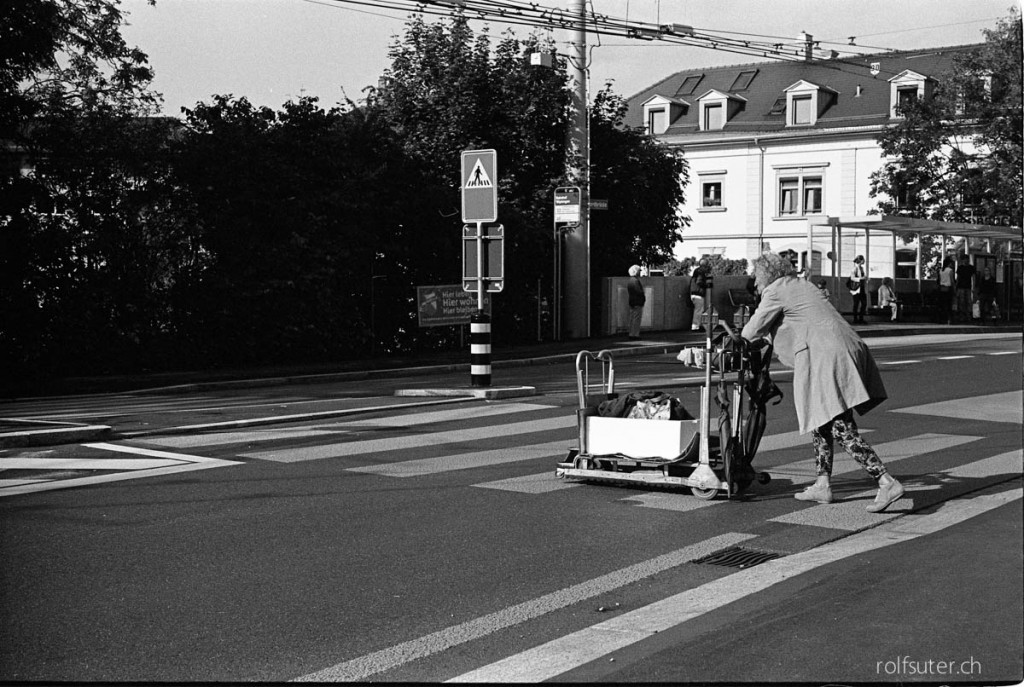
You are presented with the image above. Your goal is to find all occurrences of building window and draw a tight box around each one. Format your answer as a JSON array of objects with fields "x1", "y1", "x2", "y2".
[
  {"x1": 702, "y1": 181, "x2": 723, "y2": 207},
  {"x1": 895, "y1": 85, "x2": 918, "y2": 115},
  {"x1": 676, "y1": 74, "x2": 703, "y2": 96},
  {"x1": 703, "y1": 103, "x2": 724, "y2": 130},
  {"x1": 647, "y1": 107, "x2": 668, "y2": 134},
  {"x1": 768, "y1": 97, "x2": 786, "y2": 115},
  {"x1": 778, "y1": 175, "x2": 823, "y2": 216},
  {"x1": 730, "y1": 69, "x2": 758, "y2": 91},
  {"x1": 791, "y1": 95, "x2": 813, "y2": 125}
]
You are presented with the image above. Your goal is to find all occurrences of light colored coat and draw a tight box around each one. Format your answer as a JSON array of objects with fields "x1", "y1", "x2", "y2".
[{"x1": 741, "y1": 275, "x2": 887, "y2": 434}]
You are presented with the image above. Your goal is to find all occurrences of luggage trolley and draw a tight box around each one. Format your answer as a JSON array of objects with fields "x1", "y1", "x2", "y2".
[{"x1": 556, "y1": 302, "x2": 777, "y2": 500}]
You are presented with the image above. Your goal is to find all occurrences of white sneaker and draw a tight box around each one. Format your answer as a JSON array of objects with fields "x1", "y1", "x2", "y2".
[{"x1": 794, "y1": 483, "x2": 833, "y2": 504}]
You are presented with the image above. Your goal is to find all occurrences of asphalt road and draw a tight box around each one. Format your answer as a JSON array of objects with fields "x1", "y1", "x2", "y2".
[{"x1": 0, "y1": 333, "x2": 1021, "y2": 683}]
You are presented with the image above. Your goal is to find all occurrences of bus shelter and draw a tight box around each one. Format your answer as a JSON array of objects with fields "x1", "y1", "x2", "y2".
[{"x1": 800, "y1": 215, "x2": 1022, "y2": 318}]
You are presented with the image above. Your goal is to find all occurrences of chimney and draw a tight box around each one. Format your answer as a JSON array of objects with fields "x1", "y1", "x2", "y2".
[{"x1": 798, "y1": 31, "x2": 814, "y2": 61}]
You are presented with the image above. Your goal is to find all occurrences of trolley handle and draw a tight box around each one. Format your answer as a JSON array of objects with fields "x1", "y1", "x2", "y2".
[{"x1": 575, "y1": 349, "x2": 615, "y2": 409}]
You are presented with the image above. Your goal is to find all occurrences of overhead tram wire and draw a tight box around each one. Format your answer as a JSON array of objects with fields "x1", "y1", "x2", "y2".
[{"x1": 317, "y1": 0, "x2": 941, "y2": 77}]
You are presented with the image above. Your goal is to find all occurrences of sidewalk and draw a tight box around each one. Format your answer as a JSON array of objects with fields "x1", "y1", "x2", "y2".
[{"x1": 0, "y1": 321, "x2": 1018, "y2": 449}]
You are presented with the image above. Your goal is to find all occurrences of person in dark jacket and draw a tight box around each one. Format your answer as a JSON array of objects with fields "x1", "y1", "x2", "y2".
[
  {"x1": 689, "y1": 258, "x2": 710, "y2": 331},
  {"x1": 626, "y1": 265, "x2": 646, "y2": 339}
]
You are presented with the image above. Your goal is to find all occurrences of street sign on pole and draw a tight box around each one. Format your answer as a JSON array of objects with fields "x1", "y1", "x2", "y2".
[
  {"x1": 462, "y1": 224, "x2": 504, "y2": 292},
  {"x1": 461, "y1": 149, "x2": 498, "y2": 223},
  {"x1": 554, "y1": 186, "x2": 581, "y2": 225}
]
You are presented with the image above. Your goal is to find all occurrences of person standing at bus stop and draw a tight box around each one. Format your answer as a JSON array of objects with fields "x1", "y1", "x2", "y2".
[
  {"x1": 849, "y1": 255, "x2": 867, "y2": 323},
  {"x1": 741, "y1": 252, "x2": 905, "y2": 513},
  {"x1": 626, "y1": 265, "x2": 646, "y2": 340},
  {"x1": 955, "y1": 254, "x2": 976, "y2": 322}
]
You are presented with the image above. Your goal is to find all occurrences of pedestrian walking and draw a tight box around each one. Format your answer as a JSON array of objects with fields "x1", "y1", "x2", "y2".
[
  {"x1": 955, "y1": 254, "x2": 976, "y2": 322},
  {"x1": 626, "y1": 265, "x2": 646, "y2": 339},
  {"x1": 848, "y1": 255, "x2": 867, "y2": 323},
  {"x1": 689, "y1": 257, "x2": 710, "y2": 331},
  {"x1": 741, "y1": 252, "x2": 904, "y2": 513}
]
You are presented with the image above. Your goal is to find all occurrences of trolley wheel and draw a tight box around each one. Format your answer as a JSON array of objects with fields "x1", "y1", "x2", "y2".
[
  {"x1": 691, "y1": 486, "x2": 719, "y2": 500},
  {"x1": 757, "y1": 472, "x2": 772, "y2": 485}
]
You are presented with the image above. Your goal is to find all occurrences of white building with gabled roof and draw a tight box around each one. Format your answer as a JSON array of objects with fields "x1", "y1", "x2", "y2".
[{"x1": 623, "y1": 43, "x2": 1016, "y2": 286}]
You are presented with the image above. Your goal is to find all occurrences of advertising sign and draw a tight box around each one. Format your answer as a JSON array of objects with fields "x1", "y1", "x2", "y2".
[{"x1": 417, "y1": 285, "x2": 492, "y2": 327}]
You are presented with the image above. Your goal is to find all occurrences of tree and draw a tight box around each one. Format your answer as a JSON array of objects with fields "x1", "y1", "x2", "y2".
[
  {"x1": 371, "y1": 11, "x2": 688, "y2": 342},
  {"x1": 1, "y1": 0, "x2": 169, "y2": 389},
  {"x1": 869, "y1": 7, "x2": 1022, "y2": 275}
]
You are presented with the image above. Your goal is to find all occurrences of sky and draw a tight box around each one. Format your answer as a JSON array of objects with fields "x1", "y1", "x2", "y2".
[{"x1": 118, "y1": 0, "x2": 1016, "y2": 116}]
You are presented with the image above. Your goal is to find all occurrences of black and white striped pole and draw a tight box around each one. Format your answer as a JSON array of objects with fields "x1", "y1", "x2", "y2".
[
  {"x1": 470, "y1": 310, "x2": 491, "y2": 387},
  {"x1": 461, "y1": 149, "x2": 500, "y2": 388}
]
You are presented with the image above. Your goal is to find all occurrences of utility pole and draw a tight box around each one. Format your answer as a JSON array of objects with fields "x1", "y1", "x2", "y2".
[{"x1": 561, "y1": 0, "x2": 590, "y2": 338}]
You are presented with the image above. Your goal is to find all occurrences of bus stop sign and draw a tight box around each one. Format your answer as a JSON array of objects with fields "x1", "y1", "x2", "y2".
[{"x1": 462, "y1": 149, "x2": 498, "y2": 223}]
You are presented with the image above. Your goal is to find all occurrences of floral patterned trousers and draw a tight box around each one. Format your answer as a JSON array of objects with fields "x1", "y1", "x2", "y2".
[{"x1": 810, "y1": 409, "x2": 887, "y2": 480}]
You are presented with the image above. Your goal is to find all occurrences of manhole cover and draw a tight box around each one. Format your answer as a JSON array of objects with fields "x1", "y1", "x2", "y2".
[{"x1": 692, "y1": 546, "x2": 782, "y2": 569}]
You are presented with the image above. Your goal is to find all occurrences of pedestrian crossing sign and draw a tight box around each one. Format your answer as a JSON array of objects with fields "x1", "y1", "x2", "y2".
[{"x1": 461, "y1": 149, "x2": 497, "y2": 223}]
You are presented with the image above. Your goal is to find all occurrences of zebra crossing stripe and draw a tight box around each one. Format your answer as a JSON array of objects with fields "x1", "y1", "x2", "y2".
[
  {"x1": 293, "y1": 532, "x2": 757, "y2": 682},
  {"x1": 769, "y1": 446, "x2": 1018, "y2": 530},
  {"x1": 447, "y1": 485, "x2": 1022, "y2": 683},
  {"x1": 239, "y1": 404, "x2": 563, "y2": 462},
  {"x1": 472, "y1": 429, "x2": 871, "y2": 495},
  {"x1": 893, "y1": 390, "x2": 1022, "y2": 424},
  {"x1": 348, "y1": 441, "x2": 568, "y2": 478}
]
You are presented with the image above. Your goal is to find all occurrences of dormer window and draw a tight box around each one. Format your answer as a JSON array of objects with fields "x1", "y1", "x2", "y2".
[
  {"x1": 783, "y1": 80, "x2": 836, "y2": 127},
  {"x1": 648, "y1": 107, "x2": 668, "y2": 134},
  {"x1": 704, "y1": 103, "x2": 724, "y2": 130},
  {"x1": 889, "y1": 70, "x2": 932, "y2": 118},
  {"x1": 696, "y1": 89, "x2": 747, "y2": 131},
  {"x1": 641, "y1": 94, "x2": 689, "y2": 135}
]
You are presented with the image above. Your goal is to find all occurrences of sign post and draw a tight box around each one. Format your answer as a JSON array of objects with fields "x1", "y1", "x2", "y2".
[
  {"x1": 552, "y1": 186, "x2": 581, "y2": 340},
  {"x1": 461, "y1": 149, "x2": 499, "y2": 386}
]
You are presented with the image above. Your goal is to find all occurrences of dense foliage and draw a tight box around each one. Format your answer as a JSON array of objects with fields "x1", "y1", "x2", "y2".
[
  {"x1": 869, "y1": 7, "x2": 1022, "y2": 274},
  {"x1": 1, "y1": 5, "x2": 689, "y2": 392}
]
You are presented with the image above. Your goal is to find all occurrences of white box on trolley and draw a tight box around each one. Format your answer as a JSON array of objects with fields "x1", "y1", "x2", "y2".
[{"x1": 585, "y1": 416, "x2": 700, "y2": 460}]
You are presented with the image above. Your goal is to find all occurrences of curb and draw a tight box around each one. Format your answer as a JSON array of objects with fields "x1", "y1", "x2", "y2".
[{"x1": 0, "y1": 424, "x2": 112, "y2": 449}]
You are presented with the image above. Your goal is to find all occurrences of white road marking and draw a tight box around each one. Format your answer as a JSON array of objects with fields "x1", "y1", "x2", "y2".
[
  {"x1": 291, "y1": 532, "x2": 757, "y2": 682},
  {"x1": 475, "y1": 471, "x2": 580, "y2": 494},
  {"x1": 142, "y1": 427, "x2": 349, "y2": 448},
  {"x1": 348, "y1": 441, "x2": 569, "y2": 478},
  {"x1": 880, "y1": 359, "x2": 921, "y2": 365},
  {"x1": 761, "y1": 433, "x2": 978, "y2": 486},
  {"x1": 770, "y1": 448, "x2": 1021, "y2": 531},
  {"x1": 472, "y1": 429, "x2": 868, "y2": 495},
  {"x1": 894, "y1": 390, "x2": 1022, "y2": 424},
  {"x1": 246, "y1": 414, "x2": 573, "y2": 464},
  {"x1": 937, "y1": 355, "x2": 972, "y2": 360},
  {"x1": 987, "y1": 351, "x2": 1018, "y2": 355},
  {"x1": 0, "y1": 443, "x2": 241, "y2": 498},
  {"x1": 447, "y1": 486, "x2": 1023, "y2": 683}
]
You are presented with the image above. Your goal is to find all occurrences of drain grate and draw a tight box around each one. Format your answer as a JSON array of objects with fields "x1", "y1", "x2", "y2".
[{"x1": 692, "y1": 546, "x2": 782, "y2": 569}]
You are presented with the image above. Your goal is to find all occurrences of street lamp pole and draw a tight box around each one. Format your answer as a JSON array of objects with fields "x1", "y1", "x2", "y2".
[{"x1": 562, "y1": 0, "x2": 590, "y2": 339}]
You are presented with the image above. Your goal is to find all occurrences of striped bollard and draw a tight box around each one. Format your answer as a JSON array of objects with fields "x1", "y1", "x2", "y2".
[{"x1": 470, "y1": 311, "x2": 491, "y2": 387}]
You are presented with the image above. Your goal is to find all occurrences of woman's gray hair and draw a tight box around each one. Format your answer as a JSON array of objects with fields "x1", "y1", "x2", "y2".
[
  {"x1": 751, "y1": 252, "x2": 797, "y2": 287},
  {"x1": 628, "y1": 264, "x2": 641, "y2": 277}
]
